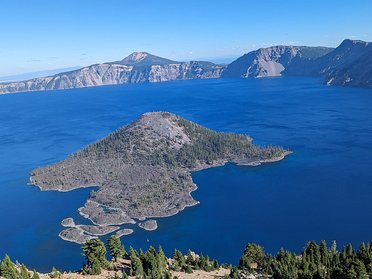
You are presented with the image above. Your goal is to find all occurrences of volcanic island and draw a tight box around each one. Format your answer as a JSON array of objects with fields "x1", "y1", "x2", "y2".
[{"x1": 30, "y1": 112, "x2": 290, "y2": 244}]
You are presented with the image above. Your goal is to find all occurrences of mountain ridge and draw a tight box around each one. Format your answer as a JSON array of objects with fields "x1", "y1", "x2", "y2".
[
  {"x1": 0, "y1": 52, "x2": 224, "y2": 94},
  {"x1": 222, "y1": 45, "x2": 334, "y2": 78},
  {"x1": 1, "y1": 39, "x2": 372, "y2": 94},
  {"x1": 226, "y1": 39, "x2": 372, "y2": 88}
]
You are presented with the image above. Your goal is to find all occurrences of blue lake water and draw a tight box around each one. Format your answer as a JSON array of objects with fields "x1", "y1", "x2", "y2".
[{"x1": 1, "y1": 77, "x2": 372, "y2": 272}]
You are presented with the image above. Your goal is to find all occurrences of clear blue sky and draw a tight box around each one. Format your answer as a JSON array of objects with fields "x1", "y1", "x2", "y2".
[{"x1": 1, "y1": 0, "x2": 371, "y2": 76}]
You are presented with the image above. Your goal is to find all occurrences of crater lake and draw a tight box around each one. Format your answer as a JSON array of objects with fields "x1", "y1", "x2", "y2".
[{"x1": 1, "y1": 77, "x2": 372, "y2": 271}]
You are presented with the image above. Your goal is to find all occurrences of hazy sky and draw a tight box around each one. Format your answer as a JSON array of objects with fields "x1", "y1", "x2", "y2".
[{"x1": 1, "y1": 0, "x2": 371, "y2": 76}]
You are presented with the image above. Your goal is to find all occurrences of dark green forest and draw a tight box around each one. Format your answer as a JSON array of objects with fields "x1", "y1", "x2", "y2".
[
  {"x1": 238, "y1": 241, "x2": 372, "y2": 279},
  {"x1": 1, "y1": 238, "x2": 371, "y2": 279}
]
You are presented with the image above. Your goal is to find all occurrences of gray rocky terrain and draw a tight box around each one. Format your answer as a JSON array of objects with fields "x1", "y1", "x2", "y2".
[
  {"x1": 222, "y1": 46, "x2": 333, "y2": 78},
  {"x1": 317, "y1": 40, "x2": 372, "y2": 87},
  {"x1": 77, "y1": 225, "x2": 120, "y2": 236},
  {"x1": 61, "y1": 218, "x2": 75, "y2": 227},
  {"x1": 115, "y1": 228, "x2": 134, "y2": 237},
  {"x1": 30, "y1": 112, "x2": 289, "y2": 243},
  {"x1": 59, "y1": 228, "x2": 96, "y2": 244},
  {"x1": 59, "y1": 217, "x2": 121, "y2": 243},
  {"x1": 138, "y1": 220, "x2": 158, "y2": 231}
]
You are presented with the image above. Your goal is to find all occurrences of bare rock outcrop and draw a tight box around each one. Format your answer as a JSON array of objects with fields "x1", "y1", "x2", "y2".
[{"x1": 222, "y1": 46, "x2": 332, "y2": 78}]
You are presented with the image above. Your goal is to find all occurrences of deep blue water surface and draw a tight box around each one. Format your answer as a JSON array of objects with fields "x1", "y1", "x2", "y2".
[{"x1": 1, "y1": 77, "x2": 372, "y2": 272}]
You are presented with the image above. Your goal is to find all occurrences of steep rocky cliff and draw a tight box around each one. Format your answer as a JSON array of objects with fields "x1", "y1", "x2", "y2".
[
  {"x1": 223, "y1": 39, "x2": 372, "y2": 88},
  {"x1": 320, "y1": 40, "x2": 372, "y2": 87},
  {"x1": 0, "y1": 52, "x2": 224, "y2": 94},
  {"x1": 222, "y1": 46, "x2": 332, "y2": 78}
]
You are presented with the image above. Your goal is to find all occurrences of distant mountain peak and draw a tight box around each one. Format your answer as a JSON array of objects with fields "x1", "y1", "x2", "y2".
[
  {"x1": 119, "y1": 52, "x2": 178, "y2": 66},
  {"x1": 340, "y1": 39, "x2": 369, "y2": 47},
  {"x1": 122, "y1": 52, "x2": 150, "y2": 63}
]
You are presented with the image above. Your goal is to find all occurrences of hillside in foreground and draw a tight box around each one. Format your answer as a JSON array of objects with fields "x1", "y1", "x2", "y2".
[
  {"x1": 1, "y1": 238, "x2": 371, "y2": 279},
  {"x1": 30, "y1": 112, "x2": 289, "y2": 244}
]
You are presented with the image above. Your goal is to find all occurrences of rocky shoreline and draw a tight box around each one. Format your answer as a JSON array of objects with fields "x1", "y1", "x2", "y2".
[
  {"x1": 115, "y1": 228, "x2": 134, "y2": 237},
  {"x1": 78, "y1": 200, "x2": 136, "y2": 226},
  {"x1": 234, "y1": 150, "x2": 292, "y2": 166},
  {"x1": 59, "y1": 217, "x2": 128, "y2": 244},
  {"x1": 59, "y1": 228, "x2": 96, "y2": 244}
]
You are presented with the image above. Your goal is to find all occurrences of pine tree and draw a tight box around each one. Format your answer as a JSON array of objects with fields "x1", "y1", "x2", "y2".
[
  {"x1": 198, "y1": 255, "x2": 208, "y2": 271},
  {"x1": 131, "y1": 255, "x2": 144, "y2": 277},
  {"x1": 82, "y1": 239, "x2": 108, "y2": 275},
  {"x1": 330, "y1": 240, "x2": 337, "y2": 255},
  {"x1": 49, "y1": 267, "x2": 60, "y2": 278},
  {"x1": 139, "y1": 249, "x2": 146, "y2": 262},
  {"x1": 213, "y1": 259, "x2": 219, "y2": 270},
  {"x1": 357, "y1": 243, "x2": 369, "y2": 264},
  {"x1": 173, "y1": 249, "x2": 185, "y2": 270},
  {"x1": 183, "y1": 264, "x2": 193, "y2": 273},
  {"x1": 108, "y1": 235, "x2": 126, "y2": 261},
  {"x1": 346, "y1": 244, "x2": 354, "y2": 258},
  {"x1": 305, "y1": 241, "x2": 321, "y2": 265},
  {"x1": 319, "y1": 240, "x2": 329, "y2": 266},
  {"x1": 157, "y1": 246, "x2": 168, "y2": 273},
  {"x1": 186, "y1": 250, "x2": 194, "y2": 266},
  {"x1": 0, "y1": 255, "x2": 19, "y2": 279},
  {"x1": 20, "y1": 264, "x2": 30, "y2": 279},
  {"x1": 143, "y1": 247, "x2": 160, "y2": 279},
  {"x1": 229, "y1": 267, "x2": 240, "y2": 279},
  {"x1": 239, "y1": 243, "x2": 265, "y2": 269},
  {"x1": 129, "y1": 246, "x2": 138, "y2": 258},
  {"x1": 32, "y1": 270, "x2": 40, "y2": 279},
  {"x1": 345, "y1": 265, "x2": 357, "y2": 279},
  {"x1": 354, "y1": 259, "x2": 368, "y2": 279}
]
